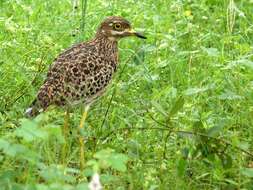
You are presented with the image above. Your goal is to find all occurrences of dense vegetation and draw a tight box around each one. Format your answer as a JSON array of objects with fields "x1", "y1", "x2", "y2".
[{"x1": 0, "y1": 0, "x2": 253, "y2": 189}]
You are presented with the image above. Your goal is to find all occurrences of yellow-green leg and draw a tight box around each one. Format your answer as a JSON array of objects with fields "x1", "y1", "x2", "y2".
[
  {"x1": 62, "y1": 110, "x2": 70, "y2": 165},
  {"x1": 79, "y1": 105, "x2": 90, "y2": 170}
]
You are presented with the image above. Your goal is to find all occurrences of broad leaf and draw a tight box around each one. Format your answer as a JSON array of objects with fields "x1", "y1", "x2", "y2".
[
  {"x1": 168, "y1": 96, "x2": 184, "y2": 118},
  {"x1": 218, "y1": 91, "x2": 243, "y2": 100},
  {"x1": 151, "y1": 101, "x2": 167, "y2": 117},
  {"x1": 15, "y1": 119, "x2": 48, "y2": 142},
  {"x1": 184, "y1": 86, "x2": 210, "y2": 96},
  {"x1": 241, "y1": 168, "x2": 253, "y2": 178},
  {"x1": 94, "y1": 149, "x2": 129, "y2": 172}
]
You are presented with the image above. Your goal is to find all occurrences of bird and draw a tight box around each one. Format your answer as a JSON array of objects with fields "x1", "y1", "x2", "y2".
[
  {"x1": 25, "y1": 16, "x2": 146, "y2": 117},
  {"x1": 25, "y1": 16, "x2": 146, "y2": 169}
]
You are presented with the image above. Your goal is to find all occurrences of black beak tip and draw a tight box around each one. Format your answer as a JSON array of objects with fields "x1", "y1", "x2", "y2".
[{"x1": 135, "y1": 32, "x2": 147, "y2": 39}]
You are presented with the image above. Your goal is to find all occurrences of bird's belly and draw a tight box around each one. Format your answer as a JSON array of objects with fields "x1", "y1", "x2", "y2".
[{"x1": 62, "y1": 67, "x2": 115, "y2": 106}]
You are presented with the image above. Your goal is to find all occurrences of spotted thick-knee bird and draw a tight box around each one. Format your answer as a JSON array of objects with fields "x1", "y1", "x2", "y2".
[{"x1": 25, "y1": 16, "x2": 146, "y2": 117}]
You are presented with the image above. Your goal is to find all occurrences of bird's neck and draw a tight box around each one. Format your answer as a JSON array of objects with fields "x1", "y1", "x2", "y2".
[
  {"x1": 93, "y1": 34, "x2": 118, "y2": 62},
  {"x1": 94, "y1": 33, "x2": 118, "y2": 45}
]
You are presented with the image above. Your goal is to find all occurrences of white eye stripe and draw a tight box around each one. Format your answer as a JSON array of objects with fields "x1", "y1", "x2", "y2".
[
  {"x1": 110, "y1": 29, "x2": 129, "y2": 35},
  {"x1": 110, "y1": 30, "x2": 124, "y2": 35}
]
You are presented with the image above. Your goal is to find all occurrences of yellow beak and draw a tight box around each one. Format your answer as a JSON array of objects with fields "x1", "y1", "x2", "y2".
[{"x1": 128, "y1": 29, "x2": 147, "y2": 39}]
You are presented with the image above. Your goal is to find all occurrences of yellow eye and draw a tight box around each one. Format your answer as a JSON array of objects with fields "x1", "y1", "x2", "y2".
[{"x1": 113, "y1": 23, "x2": 122, "y2": 30}]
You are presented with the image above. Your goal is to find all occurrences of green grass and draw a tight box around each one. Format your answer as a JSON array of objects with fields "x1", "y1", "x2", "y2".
[{"x1": 0, "y1": 0, "x2": 253, "y2": 189}]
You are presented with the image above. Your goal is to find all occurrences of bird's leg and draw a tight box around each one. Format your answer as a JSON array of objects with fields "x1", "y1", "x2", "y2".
[
  {"x1": 63, "y1": 110, "x2": 70, "y2": 137},
  {"x1": 62, "y1": 109, "x2": 70, "y2": 165},
  {"x1": 79, "y1": 104, "x2": 90, "y2": 170}
]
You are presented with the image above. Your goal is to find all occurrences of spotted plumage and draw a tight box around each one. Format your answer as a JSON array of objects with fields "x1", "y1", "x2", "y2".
[{"x1": 25, "y1": 16, "x2": 146, "y2": 117}]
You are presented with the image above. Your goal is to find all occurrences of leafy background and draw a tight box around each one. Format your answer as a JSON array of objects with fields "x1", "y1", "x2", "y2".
[{"x1": 0, "y1": 0, "x2": 253, "y2": 189}]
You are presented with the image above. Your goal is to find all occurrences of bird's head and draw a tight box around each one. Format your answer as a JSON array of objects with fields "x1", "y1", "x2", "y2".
[{"x1": 96, "y1": 16, "x2": 146, "y2": 41}]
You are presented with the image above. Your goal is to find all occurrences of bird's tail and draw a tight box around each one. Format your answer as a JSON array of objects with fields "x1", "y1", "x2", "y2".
[{"x1": 25, "y1": 99, "x2": 42, "y2": 118}]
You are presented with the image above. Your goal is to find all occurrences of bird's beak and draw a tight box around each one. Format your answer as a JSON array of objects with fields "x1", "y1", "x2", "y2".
[{"x1": 128, "y1": 29, "x2": 147, "y2": 39}]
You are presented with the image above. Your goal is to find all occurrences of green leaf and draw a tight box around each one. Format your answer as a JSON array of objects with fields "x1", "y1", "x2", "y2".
[
  {"x1": 0, "y1": 139, "x2": 27, "y2": 157},
  {"x1": 157, "y1": 60, "x2": 170, "y2": 68},
  {"x1": 221, "y1": 155, "x2": 233, "y2": 169},
  {"x1": 195, "y1": 173, "x2": 210, "y2": 180},
  {"x1": 177, "y1": 158, "x2": 187, "y2": 177},
  {"x1": 39, "y1": 165, "x2": 76, "y2": 183},
  {"x1": 237, "y1": 141, "x2": 250, "y2": 151},
  {"x1": 5, "y1": 144, "x2": 27, "y2": 157},
  {"x1": 100, "y1": 174, "x2": 116, "y2": 183},
  {"x1": 127, "y1": 140, "x2": 141, "y2": 159},
  {"x1": 0, "y1": 138, "x2": 38, "y2": 162},
  {"x1": 149, "y1": 185, "x2": 159, "y2": 190},
  {"x1": 5, "y1": 17, "x2": 18, "y2": 33},
  {"x1": 35, "y1": 184, "x2": 49, "y2": 190},
  {"x1": 207, "y1": 125, "x2": 223, "y2": 137},
  {"x1": 193, "y1": 121, "x2": 205, "y2": 132},
  {"x1": 94, "y1": 149, "x2": 129, "y2": 172},
  {"x1": 0, "y1": 139, "x2": 10, "y2": 152},
  {"x1": 241, "y1": 168, "x2": 253, "y2": 178},
  {"x1": 181, "y1": 147, "x2": 189, "y2": 159},
  {"x1": 202, "y1": 47, "x2": 219, "y2": 57},
  {"x1": 224, "y1": 179, "x2": 238, "y2": 186},
  {"x1": 229, "y1": 59, "x2": 253, "y2": 70},
  {"x1": 15, "y1": 119, "x2": 48, "y2": 142},
  {"x1": 151, "y1": 101, "x2": 167, "y2": 116},
  {"x1": 184, "y1": 86, "x2": 210, "y2": 96},
  {"x1": 76, "y1": 183, "x2": 89, "y2": 190},
  {"x1": 48, "y1": 183, "x2": 74, "y2": 190},
  {"x1": 107, "y1": 153, "x2": 129, "y2": 172},
  {"x1": 240, "y1": 60, "x2": 253, "y2": 69},
  {"x1": 218, "y1": 91, "x2": 243, "y2": 100},
  {"x1": 44, "y1": 124, "x2": 65, "y2": 144},
  {"x1": 133, "y1": 50, "x2": 145, "y2": 65},
  {"x1": 143, "y1": 44, "x2": 156, "y2": 52},
  {"x1": 0, "y1": 170, "x2": 17, "y2": 181},
  {"x1": 168, "y1": 96, "x2": 184, "y2": 118}
]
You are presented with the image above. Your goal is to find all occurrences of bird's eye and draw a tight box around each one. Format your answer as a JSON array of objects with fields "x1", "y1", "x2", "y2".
[{"x1": 113, "y1": 23, "x2": 122, "y2": 30}]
